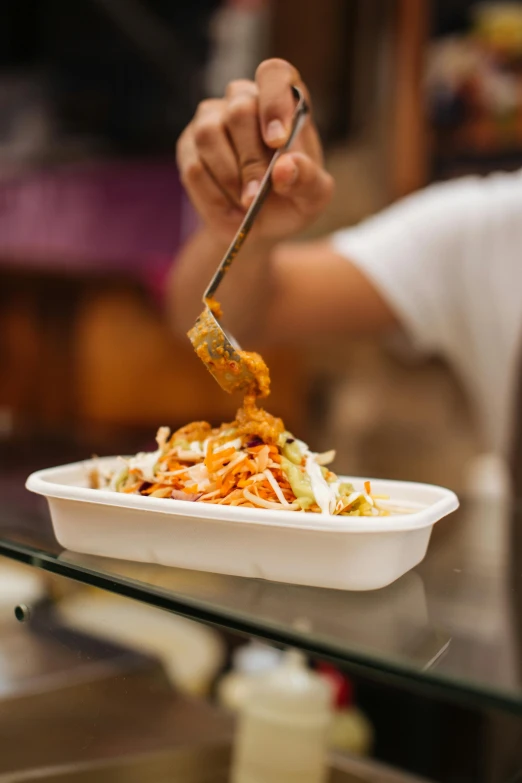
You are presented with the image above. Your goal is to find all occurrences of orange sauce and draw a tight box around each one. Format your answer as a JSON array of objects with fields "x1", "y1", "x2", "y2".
[
  {"x1": 206, "y1": 297, "x2": 223, "y2": 319},
  {"x1": 239, "y1": 349, "x2": 271, "y2": 398},
  {"x1": 235, "y1": 393, "x2": 284, "y2": 444},
  {"x1": 189, "y1": 297, "x2": 284, "y2": 444},
  {"x1": 170, "y1": 421, "x2": 212, "y2": 445}
]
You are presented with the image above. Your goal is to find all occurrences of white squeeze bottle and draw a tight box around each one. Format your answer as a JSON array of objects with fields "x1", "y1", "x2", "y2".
[
  {"x1": 231, "y1": 649, "x2": 333, "y2": 783},
  {"x1": 217, "y1": 640, "x2": 283, "y2": 713}
]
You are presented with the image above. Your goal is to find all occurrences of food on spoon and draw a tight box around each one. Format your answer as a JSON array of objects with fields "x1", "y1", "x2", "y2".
[{"x1": 188, "y1": 308, "x2": 271, "y2": 397}]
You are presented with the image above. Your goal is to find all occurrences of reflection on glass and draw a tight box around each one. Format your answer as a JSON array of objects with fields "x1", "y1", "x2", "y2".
[{"x1": 1, "y1": 497, "x2": 522, "y2": 712}]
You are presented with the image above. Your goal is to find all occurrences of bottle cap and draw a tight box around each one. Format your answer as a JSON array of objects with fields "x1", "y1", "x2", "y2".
[{"x1": 232, "y1": 640, "x2": 282, "y2": 675}]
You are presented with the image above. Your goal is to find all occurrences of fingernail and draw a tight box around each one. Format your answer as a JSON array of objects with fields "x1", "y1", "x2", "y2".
[
  {"x1": 242, "y1": 179, "x2": 260, "y2": 203},
  {"x1": 266, "y1": 119, "x2": 286, "y2": 144}
]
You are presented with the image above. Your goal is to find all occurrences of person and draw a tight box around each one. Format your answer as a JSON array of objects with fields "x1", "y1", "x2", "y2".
[
  {"x1": 172, "y1": 60, "x2": 522, "y2": 777},
  {"x1": 170, "y1": 57, "x2": 522, "y2": 470}
]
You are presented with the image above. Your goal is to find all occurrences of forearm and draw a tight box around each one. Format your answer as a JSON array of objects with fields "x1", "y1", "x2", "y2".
[
  {"x1": 169, "y1": 230, "x2": 399, "y2": 351},
  {"x1": 168, "y1": 226, "x2": 278, "y2": 343}
]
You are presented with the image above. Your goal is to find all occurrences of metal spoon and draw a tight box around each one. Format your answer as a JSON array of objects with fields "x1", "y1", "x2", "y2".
[{"x1": 188, "y1": 85, "x2": 309, "y2": 394}]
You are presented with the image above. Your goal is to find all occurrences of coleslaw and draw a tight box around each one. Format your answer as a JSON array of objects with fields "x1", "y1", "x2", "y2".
[{"x1": 94, "y1": 414, "x2": 389, "y2": 517}]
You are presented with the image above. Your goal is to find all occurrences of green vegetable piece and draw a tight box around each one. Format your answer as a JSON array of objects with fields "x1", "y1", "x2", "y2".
[
  {"x1": 115, "y1": 468, "x2": 129, "y2": 492},
  {"x1": 282, "y1": 440, "x2": 303, "y2": 465},
  {"x1": 280, "y1": 456, "x2": 314, "y2": 502},
  {"x1": 339, "y1": 481, "x2": 355, "y2": 495}
]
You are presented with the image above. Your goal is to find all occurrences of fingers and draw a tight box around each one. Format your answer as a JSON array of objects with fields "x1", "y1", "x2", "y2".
[
  {"x1": 176, "y1": 125, "x2": 242, "y2": 224},
  {"x1": 271, "y1": 151, "x2": 334, "y2": 213},
  {"x1": 180, "y1": 81, "x2": 269, "y2": 211},
  {"x1": 191, "y1": 99, "x2": 242, "y2": 205},
  {"x1": 225, "y1": 81, "x2": 269, "y2": 207},
  {"x1": 225, "y1": 78, "x2": 257, "y2": 100},
  {"x1": 255, "y1": 58, "x2": 310, "y2": 148},
  {"x1": 176, "y1": 64, "x2": 330, "y2": 236}
]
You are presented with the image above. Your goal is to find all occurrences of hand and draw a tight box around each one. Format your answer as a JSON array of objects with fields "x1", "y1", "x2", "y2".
[{"x1": 176, "y1": 59, "x2": 334, "y2": 243}]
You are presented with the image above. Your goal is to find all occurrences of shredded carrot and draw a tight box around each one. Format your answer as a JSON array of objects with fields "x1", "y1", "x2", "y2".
[
  {"x1": 140, "y1": 483, "x2": 163, "y2": 495},
  {"x1": 106, "y1": 421, "x2": 387, "y2": 518},
  {"x1": 221, "y1": 473, "x2": 235, "y2": 496},
  {"x1": 123, "y1": 484, "x2": 142, "y2": 493},
  {"x1": 214, "y1": 447, "x2": 236, "y2": 463}
]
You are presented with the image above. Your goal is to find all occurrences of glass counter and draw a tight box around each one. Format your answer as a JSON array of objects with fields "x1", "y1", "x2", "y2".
[
  {"x1": 1, "y1": 470, "x2": 521, "y2": 715},
  {"x1": 1, "y1": 432, "x2": 521, "y2": 781}
]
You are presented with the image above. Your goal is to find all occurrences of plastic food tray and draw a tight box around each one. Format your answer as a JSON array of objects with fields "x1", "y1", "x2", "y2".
[{"x1": 26, "y1": 457, "x2": 459, "y2": 591}]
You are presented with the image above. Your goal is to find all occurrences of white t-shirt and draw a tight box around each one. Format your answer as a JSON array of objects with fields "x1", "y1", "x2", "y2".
[{"x1": 330, "y1": 170, "x2": 522, "y2": 457}]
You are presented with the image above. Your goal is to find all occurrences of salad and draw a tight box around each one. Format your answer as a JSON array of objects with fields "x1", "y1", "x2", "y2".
[
  {"x1": 94, "y1": 295, "x2": 390, "y2": 516},
  {"x1": 95, "y1": 404, "x2": 388, "y2": 517}
]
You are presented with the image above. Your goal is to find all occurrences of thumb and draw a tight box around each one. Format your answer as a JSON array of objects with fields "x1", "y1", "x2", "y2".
[{"x1": 272, "y1": 152, "x2": 334, "y2": 212}]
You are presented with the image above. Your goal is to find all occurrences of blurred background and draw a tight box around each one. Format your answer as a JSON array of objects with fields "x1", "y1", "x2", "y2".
[
  {"x1": 1, "y1": 2, "x2": 522, "y2": 782},
  {"x1": 3, "y1": 0, "x2": 520, "y2": 502}
]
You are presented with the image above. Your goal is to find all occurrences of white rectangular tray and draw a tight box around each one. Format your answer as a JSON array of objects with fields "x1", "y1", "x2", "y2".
[{"x1": 26, "y1": 457, "x2": 459, "y2": 591}]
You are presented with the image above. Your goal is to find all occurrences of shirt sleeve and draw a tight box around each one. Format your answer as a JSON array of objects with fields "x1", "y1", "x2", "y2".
[{"x1": 329, "y1": 177, "x2": 485, "y2": 356}]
